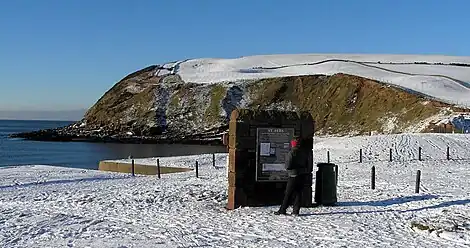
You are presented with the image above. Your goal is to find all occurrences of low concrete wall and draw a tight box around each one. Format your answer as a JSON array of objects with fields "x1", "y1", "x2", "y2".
[{"x1": 99, "y1": 161, "x2": 191, "y2": 175}]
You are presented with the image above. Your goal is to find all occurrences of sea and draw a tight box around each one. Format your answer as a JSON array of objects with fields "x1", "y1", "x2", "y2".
[{"x1": 0, "y1": 120, "x2": 226, "y2": 169}]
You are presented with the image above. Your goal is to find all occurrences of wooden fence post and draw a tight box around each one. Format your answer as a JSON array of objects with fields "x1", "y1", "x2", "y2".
[
  {"x1": 157, "y1": 159, "x2": 161, "y2": 179},
  {"x1": 389, "y1": 148, "x2": 393, "y2": 162},
  {"x1": 359, "y1": 149, "x2": 363, "y2": 163},
  {"x1": 371, "y1": 166, "x2": 376, "y2": 190},
  {"x1": 415, "y1": 170, "x2": 421, "y2": 193},
  {"x1": 195, "y1": 161, "x2": 199, "y2": 178},
  {"x1": 418, "y1": 147, "x2": 422, "y2": 161},
  {"x1": 447, "y1": 146, "x2": 450, "y2": 160},
  {"x1": 327, "y1": 151, "x2": 330, "y2": 163},
  {"x1": 131, "y1": 159, "x2": 135, "y2": 177},
  {"x1": 212, "y1": 153, "x2": 216, "y2": 168}
]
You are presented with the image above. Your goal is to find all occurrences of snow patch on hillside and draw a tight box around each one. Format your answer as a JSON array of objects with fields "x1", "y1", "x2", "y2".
[
  {"x1": 379, "y1": 115, "x2": 398, "y2": 133},
  {"x1": 166, "y1": 54, "x2": 470, "y2": 107}
]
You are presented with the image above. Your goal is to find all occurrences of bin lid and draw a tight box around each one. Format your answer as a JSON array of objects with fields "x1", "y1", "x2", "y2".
[{"x1": 317, "y1": 162, "x2": 336, "y2": 168}]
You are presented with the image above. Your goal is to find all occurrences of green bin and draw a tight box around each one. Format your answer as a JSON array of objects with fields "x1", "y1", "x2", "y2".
[{"x1": 314, "y1": 163, "x2": 338, "y2": 206}]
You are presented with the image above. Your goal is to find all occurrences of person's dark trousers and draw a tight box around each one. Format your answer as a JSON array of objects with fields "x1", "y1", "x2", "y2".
[{"x1": 278, "y1": 174, "x2": 306, "y2": 214}]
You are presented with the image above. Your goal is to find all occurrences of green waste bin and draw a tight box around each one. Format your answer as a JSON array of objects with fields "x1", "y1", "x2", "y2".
[{"x1": 314, "y1": 163, "x2": 338, "y2": 206}]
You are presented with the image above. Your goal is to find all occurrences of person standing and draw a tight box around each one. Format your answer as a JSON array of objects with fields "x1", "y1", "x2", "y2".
[{"x1": 274, "y1": 137, "x2": 309, "y2": 216}]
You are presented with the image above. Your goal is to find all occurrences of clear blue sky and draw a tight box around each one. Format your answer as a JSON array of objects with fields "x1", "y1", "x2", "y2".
[{"x1": 1, "y1": 0, "x2": 469, "y2": 111}]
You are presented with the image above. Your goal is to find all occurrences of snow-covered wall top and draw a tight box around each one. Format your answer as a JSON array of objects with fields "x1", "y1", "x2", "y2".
[{"x1": 162, "y1": 53, "x2": 470, "y2": 107}]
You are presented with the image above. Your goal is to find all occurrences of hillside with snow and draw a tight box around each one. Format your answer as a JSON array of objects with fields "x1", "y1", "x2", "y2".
[
  {"x1": 16, "y1": 53, "x2": 470, "y2": 143},
  {"x1": 160, "y1": 53, "x2": 470, "y2": 107},
  {"x1": 1, "y1": 133, "x2": 470, "y2": 247}
]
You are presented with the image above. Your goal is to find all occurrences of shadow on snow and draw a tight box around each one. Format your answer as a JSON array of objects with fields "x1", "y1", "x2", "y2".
[
  {"x1": 0, "y1": 176, "x2": 129, "y2": 190},
  {"x1": 338, "y1": 194, "x2": 440, "y2": 207},
  {"x1": 302, "y1": 195, "x2": 470, "y2": 216}
]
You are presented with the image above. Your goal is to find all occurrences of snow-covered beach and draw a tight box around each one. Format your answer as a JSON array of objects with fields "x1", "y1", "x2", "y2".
[{"x1": 1, "y1": 133, "x2": 469, "y2": 247}]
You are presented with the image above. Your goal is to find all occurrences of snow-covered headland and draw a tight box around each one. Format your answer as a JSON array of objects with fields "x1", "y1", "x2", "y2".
[
  {"x1": 11, "y1": 53, "x2": 470, "y2": 144},
  {"x1": 1, "y1": 133, "x2": 470, "y2": 247},
  {"x1": 165, "y1": 53, "x2": 470, "y2": 106}
]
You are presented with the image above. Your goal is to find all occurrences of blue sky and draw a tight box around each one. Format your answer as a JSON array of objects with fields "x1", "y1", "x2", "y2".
[{"x1": 0, "y1": 0, "x2": 469, "y2": 111}]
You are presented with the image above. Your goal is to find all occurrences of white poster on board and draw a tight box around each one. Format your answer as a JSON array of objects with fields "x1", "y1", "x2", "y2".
[
  {"x1": 262, "y1": 163, "x2": 285, "y2": 171},
  {"x1": 260, "y1": 143, "x2": 271, "y2": 156}
]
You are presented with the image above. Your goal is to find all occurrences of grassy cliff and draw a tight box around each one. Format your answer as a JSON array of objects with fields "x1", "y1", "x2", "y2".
[
  {"x1": 80, "y1": 69, "x2": 463, "y2": 141},
  {"x1": 247, "y1": 74, "x2": 455, "y2": 135},
  {"x1": 83, "y1": 65, "x2": 160, "y2": 135}
]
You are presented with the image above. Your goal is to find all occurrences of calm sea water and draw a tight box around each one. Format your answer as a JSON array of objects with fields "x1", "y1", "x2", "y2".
[{"x1": 0, "y1": 120, "x2": 226, "y2": 169}]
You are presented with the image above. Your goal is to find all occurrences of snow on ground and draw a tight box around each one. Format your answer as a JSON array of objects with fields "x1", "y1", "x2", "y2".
[
  {"x1": 1, "y1": 134, "x2": 470, "y2": 247},
  {"x1": 169, "y1": 54, "x2": 470, "y2": 107}
]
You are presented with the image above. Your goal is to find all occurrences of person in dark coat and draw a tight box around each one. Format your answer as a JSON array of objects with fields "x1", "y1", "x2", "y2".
[{"x1": 274, "y1": 137, "x2": 310, "y2": 216}]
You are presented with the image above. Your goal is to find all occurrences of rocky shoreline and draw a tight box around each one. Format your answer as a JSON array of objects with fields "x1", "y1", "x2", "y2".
[{"x1": 9, "y1": 124, "x2": 226, "y2": 145}]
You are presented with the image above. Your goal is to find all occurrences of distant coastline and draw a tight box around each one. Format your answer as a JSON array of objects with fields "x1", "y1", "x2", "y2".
[
  {"x1": 0, "y1": 109, "x2": 86, "y2": 122},
  {"x1": 5, "y1": 119, "x2": 225, "y2": 145},
  {"x1": 0, "y1": 119, "x2": 77, "y2": 122}
]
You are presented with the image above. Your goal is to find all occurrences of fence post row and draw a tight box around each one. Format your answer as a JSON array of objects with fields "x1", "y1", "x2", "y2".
[{"x1": 356, "y1": 146, "x2": 456, "y2": 162}]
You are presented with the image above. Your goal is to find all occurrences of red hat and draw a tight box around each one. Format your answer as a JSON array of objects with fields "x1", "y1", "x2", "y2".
[{"x1": 290, "y1": 139, "x2": 298, "y2": 148}]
